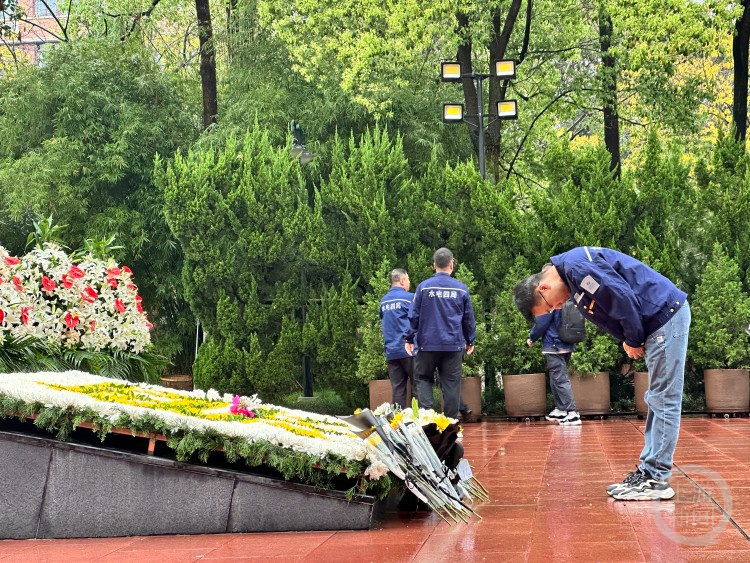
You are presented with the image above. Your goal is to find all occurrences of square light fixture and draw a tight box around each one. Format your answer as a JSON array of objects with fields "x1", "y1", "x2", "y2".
[
  {"x1": 494, "y1": 60, "x2": 516, "y2": 79},
  {"x1": 440, "y1": 61, "x2": 462, "y2": 82},
  {"x1": 496, "y1": 100, "x2": 518, "y2": 119},
  {"x1": 442, "y1": 103, "x2": 464, "y2": 122}
]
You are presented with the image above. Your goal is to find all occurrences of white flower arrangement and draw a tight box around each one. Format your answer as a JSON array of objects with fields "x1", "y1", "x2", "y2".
[
  {"x1": 0, "y1": 244, "x2": 151, "y2": 353},
  {"x1": 0, "y1": 371, "x2": 383, "y2": 476}
]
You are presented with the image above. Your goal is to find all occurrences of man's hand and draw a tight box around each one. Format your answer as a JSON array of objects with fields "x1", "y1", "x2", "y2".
[
  {"x1": 527, "y1": 339, "x2": 535, "y2": 347},
  {"x1": 623, "y1": 342, "x2": 644, "y2": 359},
  {"x1": 405, "y1": 342, "x2": 414, "y2": 356},
  {"x1": 465, "y1": 344, "x2": 475, "y2": 356}
]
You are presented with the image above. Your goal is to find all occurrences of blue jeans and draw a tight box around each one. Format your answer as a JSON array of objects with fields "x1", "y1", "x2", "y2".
[
  {"x1": 546, "y1": 352, "x2": 577, "y2": 411},
  {"x1": 640, "y1": 302, "x2": 691, "y2": 481}
]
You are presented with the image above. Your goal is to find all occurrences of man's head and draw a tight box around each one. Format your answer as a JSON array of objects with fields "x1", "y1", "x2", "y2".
[
  {"x1": 389, "y1": 268, "x2": 410, "y2": 290},
  {"x1": 433, "y1": 247, "x2": 454, "y2": 272},
  {"x1": 513, "y1": 263, "x2": 571, "y2": 322}
]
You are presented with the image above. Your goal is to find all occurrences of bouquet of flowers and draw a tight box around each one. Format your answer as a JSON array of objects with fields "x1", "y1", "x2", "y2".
[
  {"x1": 0, "y1": 243, "x2": 152, "y2": 353},
  {"x1": 340, "y1": 400, "x2": 488, "y2": 524}
]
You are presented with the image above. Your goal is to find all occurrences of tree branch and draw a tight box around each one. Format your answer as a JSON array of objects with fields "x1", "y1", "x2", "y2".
[
  {"x1": 119, "y1": 0, "x2": 162, "y2": 41},
  {"x1": 36, "y1": 0, "x2": 68, "y2": 42},
  {"x1": 505, "y1": 89, "x2": 573, "y2": 180},
  {"x1": 17, "y1": 17, "x2": 65, "y2": 42},
  {"x1": 0, "y1": 34, "x2": 19, "y2": 70},
  {"x1": 518, "y1": 0, "x2": 532, "y2": 63}
]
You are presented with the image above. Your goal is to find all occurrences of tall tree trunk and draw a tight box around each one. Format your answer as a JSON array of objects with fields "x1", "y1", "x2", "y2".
[
  {"x1": 487, "y1": 0, "x2": 523, "y2": 179},
  {"x1": 598, "y1": 8, "x2": 620, "y2": 178},
  {"x1": 196, "y1": 0, "x2": 218, "y2": 128},
  {"x1": 733, "y1": 1, "x2": 750, "y2": 142},
  {"x1": 455, "y1": 12, "x2": 479, "y2": 154},
  {"x1": 226, "y1": 0, "x2": 238, "y2": 60}
]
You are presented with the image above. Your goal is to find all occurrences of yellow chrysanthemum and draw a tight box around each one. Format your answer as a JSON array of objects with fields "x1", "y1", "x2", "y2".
[{"x1": 389, "y1": 412, "x2": 404, "y2": 429}]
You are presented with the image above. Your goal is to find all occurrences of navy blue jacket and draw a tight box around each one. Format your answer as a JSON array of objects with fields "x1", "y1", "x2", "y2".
[
  {"x1": 529, "y1": 310, "x2": 575, "y2": 353},
  {"x1": 405, "y1": 272, "x2": 476, "y2": 352},
  {"x1": 379, "y1": 286, "x2": 414, "y2": 360},
  {"x1": 551, "y1": 246, "x2": 687, "y2": 347}
]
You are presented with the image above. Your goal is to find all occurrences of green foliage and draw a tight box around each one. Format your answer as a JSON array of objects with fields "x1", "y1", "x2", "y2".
[
  {"x1": 0, "y1": 335, "x2": 62, "y2": 373},
  {"x1": 250, "y1": 0, "x2": 471, "y2": 166},
  {"x1": 409, "y1": 155, "x2": 525, "y2": 306},
  {"x1": 303, "y1": 276, "x2": 365, "y2": 407},
  {"x1": 569, "y1": 323, "x2": 623, "y2": 377},
  {"x1": 690, "y1": 244, "x2": 750, "y2": 369},
  {"x1": 160, "y1": 128, "x2": 309, "y2": 400},
  {"x1": 279, "y1": 389, "x2": 351, "y2": 417},
  {"x1": 630, "y1": 132, "x2": 698, "y2": 289},
  {"x1": 0, "y1": 335, "x2": 167, "y2": 382},
  {"x1": 0, "y1": 37, "x2": 199, "y2": 373},
  {"x1": 72, "y1": 234, "x2": 125, "y2": 262},
  {"x1": 355, "y1": 264, "x2": 391, "y2": 383},
  {"x1": 532, "y1": 139, "x2": 636, "y2": 264},
  {"x1": 315, "y1": 126, "x2": 411, "y2": 288},
  {"x1": 453, "y1": 263, "x2": 486, "y2": 377},
  {"x1": 681, "y1": 389, "x2": 706, "y2": 412},
  {"x1": 694, "y1": 132, "x2": 750, "y2": 288},
  {"x1": 484, "y1": 261, "x2": 545, "y2": 376},
  {"x1": 26, "y1": 215, "x2": 69, "y2": 251}
]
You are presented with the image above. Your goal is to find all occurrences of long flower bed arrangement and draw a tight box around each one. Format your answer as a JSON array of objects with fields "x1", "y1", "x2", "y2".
[
  {"x1": 0, "y1": 371, "x2": 487, "y2": 516},
  {"x1": 0, "y1": 370, "x2": 393, "y2": 497}
]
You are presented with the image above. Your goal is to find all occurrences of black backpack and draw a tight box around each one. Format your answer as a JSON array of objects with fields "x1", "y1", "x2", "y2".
[{"x1": 558, "y1": 300, "x2": 586, "y2": 343}]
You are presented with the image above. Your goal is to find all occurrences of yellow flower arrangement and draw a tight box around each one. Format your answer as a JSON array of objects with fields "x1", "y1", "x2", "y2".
[
  {"x1": 42, "y1": 381, "x2": 357, "y2": 442},
  {"x1": 430, "y1": 413, "x2": 452, "y2": 432},
  {"x1": 389, "y1": 411, "x2": 404, "y2": 429}
]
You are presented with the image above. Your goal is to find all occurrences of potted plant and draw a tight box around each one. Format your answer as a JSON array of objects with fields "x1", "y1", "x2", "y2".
[
  {"x1": 569, "y1": 323, "x2": 622, "y2": 416},
  {"x1": 486, "y1": 284, "x2": 546, "y2": 418},
  {"x1": 689, "y1": 244, "x2": 750, "y2": 413}
]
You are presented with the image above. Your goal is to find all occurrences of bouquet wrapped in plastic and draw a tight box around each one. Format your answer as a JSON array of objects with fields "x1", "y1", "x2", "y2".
[{"x1": 340, "y1": 400, "x2": 488, "y2": 524}]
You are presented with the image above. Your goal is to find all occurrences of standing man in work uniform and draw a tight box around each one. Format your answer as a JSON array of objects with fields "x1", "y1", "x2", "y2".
[
  {"x1": 513, "y1": 246, "x2": 690, "y2": 501},
  {"x1": 405, "y1": 248, "x2": 476, "y2": 419},
  {"x1": 379, "y1": 269, "x2": 414, "y2": 409}
]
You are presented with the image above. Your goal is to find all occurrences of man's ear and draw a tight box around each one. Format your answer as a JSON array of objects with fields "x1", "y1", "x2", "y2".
[{"x1": 538, "y1": 282, "x2": 551, "y2": 292}]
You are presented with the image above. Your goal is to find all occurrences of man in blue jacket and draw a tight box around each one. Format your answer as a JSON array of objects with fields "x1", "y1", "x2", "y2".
[
  {"x1": 405, "y1": 248, "x2": 476, "y2": 419},
  {"x1": 514, "y1": 246, "x2": 690, "y2": 501},
  {"x1": 379, "y1": 269, "x2": 414, "y2": 408},
  {"x1": 528, "y1": 310, "x2": 580, "y2": 425}
]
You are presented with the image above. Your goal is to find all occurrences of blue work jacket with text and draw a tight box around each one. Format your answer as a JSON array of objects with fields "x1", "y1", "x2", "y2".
[
  {"x1": 551, "y1": 246, "x2": 687, "y2": 347},
  {"x1": 379, "y1": 286, "x2": 414, "y2": 360},
  {"x1": 405, "y1": 272, "x2": 476, "y2": 352}
]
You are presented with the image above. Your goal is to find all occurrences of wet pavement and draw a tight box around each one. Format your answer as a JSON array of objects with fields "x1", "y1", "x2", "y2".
[{"x1": 2, "y1": 417, "x2": 749, "y2": 562}]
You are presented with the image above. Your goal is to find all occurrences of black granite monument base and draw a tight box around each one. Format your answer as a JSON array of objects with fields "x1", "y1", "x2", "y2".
[{"x1": 0, "y1": 429, "x2": 382, "y2": 539}]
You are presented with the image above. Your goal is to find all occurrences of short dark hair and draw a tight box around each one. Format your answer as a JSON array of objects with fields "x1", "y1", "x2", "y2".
[
  {"x1": 513, "y1": 272, "x2": 543, "y2": 323},
  {"x1": 433, "y1": 247, "x2": 453, "y2": 269},
  {"x1": 389, "y1": 268, "x2": 408, "y2": 284}
]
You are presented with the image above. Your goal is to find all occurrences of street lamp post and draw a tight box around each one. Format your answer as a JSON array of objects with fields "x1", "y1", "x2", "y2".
[
  {"x1": 289, "y1": 120, "x2": 314, "y2": 398},
  {"x1": 440, "y1": 60, "x2": 518, "y2": 179},
  {"x1": 290, "y1": 120, "x2": 314, "y2": 166}
]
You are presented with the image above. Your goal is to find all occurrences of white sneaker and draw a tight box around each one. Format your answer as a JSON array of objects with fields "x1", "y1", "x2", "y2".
[
  {"x1": 559, "y1": 411, "x2": 582, "y2": 425},
  {"x1": 545, "y1": 408, "x2": 567, "y2": 422}
]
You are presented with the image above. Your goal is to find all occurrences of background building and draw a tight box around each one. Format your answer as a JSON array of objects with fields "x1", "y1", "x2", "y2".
[{"x1": 5, "y1": 0, "x2": 66, "y2": 63}]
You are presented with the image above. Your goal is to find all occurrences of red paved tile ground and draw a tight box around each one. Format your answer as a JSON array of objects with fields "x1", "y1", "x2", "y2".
[{"x1": 2, "y1": 418, "x2": 750, "y2": 562}]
